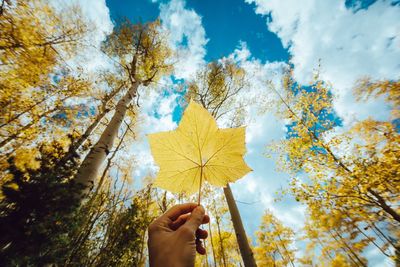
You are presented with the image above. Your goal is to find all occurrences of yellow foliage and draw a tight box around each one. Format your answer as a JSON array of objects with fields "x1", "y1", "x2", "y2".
[
  {"x1": 268, "y1": 67, "x2": 399, "y2": 264},
  {"x1": 0, "y1": 0, "x2": 87, "y2": 111},
  {"x1": 331, "y1": 254, "x2": 351, "y2": 267},
  {"x1": 102, "y1": 19, "x2": 173, "y2": 85},
  {"x1": 0, "y1": 0, "x2": 90, "y2": 156},
  {"x1": 254, "y1": 211, "x2": 296, "y2": 267},
  {"x1": 14, "y1": 147, "x2": 40, "y2": 173}
]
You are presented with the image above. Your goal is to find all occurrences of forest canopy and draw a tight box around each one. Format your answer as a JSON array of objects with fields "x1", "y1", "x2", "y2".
[{"x1": 0, "y1": 0, "x2": 399, "y2": 266}]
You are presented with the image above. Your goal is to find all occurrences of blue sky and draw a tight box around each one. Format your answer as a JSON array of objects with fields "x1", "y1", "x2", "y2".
[
  {"x1": 105, "y1": 0, "x2": 391, "y2": 64},
  {"x1": 106, "y1": 0, "x2": 289, "y2": 62},
  {"x1": 77, "y1": 0, "x2": 400, "y2": 265},
  {"x1": 105, "y1": 0, "x2": 291, "y2": 125}
]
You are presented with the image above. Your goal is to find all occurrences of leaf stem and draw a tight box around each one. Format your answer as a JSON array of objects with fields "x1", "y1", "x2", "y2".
[{"x1": 198, "y1": 166, "x2": 203, "y2": 205}]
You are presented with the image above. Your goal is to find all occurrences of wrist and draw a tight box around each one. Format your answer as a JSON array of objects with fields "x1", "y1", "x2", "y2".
[{"x1": 149, "y1": 247, "x2": 185, "y2": 267}]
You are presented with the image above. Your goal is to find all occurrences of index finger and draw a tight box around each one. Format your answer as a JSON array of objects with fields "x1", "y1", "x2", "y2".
[{"x1": 163, "y1": 203, "x2": 198, "y2": 221}]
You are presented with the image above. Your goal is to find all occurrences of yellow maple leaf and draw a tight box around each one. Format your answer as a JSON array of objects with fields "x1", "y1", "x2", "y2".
[{"x1": 148, "y1": 101, "x2": 252, "y2": 199}]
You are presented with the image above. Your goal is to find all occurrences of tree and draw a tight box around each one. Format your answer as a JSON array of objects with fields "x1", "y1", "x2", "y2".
[
  {"x1": 0, "y1": 0, "x2": 93, "y2": 197},
  {"x1": 186, "y1": 59, "x2": 257, "y2": 266},
  {"x1": 209, "y1": 190, "x2": 230, "y2": 267},
  {"x1": 0, "y1": 74, "x2": 93, "y2": 150},
  {"x1": 0, "y1": 6, "x2": 165, "y2": 265},
  {"x1": 211, "y1": 229, "x2": 243, "y2": 267},
  {"x1": 0, "y1": 3, "x2": 179, "y2": 267},
  {"x1": 0, "y1": 137, "x2": 82, "y2": 266},
  {"x1": 0, "y1": 0, "x2": 89, "y2": 151},
  {"x1": 59, "y1": 75, "x2": 128, "y2": 166},
  {"x1": 65, "y1": 174, "x2": 157, "y2": 266},
  {"x1": 87, "y1": 187, "x2": 155, "y2": 267},
  {"x1": 192, "y1": 185, "x2": 243, "y2": 267},
  {"x1": 254, "y1": 211, "x2": 296, "y2": 267},
  {"x1": 300, "y1": 210, "x2": 368, "y2": 266},
  {"x1": 74, "y1": 19, "x2": 173, "y2": 197},
  {"x1": 186, "y1": 60, "x2": 247, "y2": 124},
  {"x1": 267, "y1": 67, "x2": 400, "y2": 264}
]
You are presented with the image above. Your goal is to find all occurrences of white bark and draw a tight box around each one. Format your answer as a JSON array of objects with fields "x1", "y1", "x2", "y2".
[{"x1": 74, "y1": 82, "x2": 139, "y2": 196}]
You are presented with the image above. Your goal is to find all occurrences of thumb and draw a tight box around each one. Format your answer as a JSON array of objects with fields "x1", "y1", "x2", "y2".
[{"x1": 184, "y1": 205, "x2": 205, "y2": 233}]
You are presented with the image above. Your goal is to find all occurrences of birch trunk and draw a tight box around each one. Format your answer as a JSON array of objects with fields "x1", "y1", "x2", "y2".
[
  {"x1": 208, "y1": 222, "x2": 217, "y2": 267},
  {"x1": 74, "y1": 82, "x2": 139, "y2": 196},
  {"x1": 223, "y1": 183, "x2": 257, "y2": 267},
  {"x1": 216, "y1": 217, "x2": 227, "y2": 267},
  {"x1": 60, "y1": 83, "x2": 125, "y2": 165},
  {"x1": 60, "y1": 106, "x2": 110, "y2": 166}
]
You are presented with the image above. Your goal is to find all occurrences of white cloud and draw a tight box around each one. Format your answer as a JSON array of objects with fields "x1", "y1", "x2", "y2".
[
  {"x1": 50, "y1": 0, "x2": 113, "y2": 40},
  {"x1": 73, "y1": 0, "x2": 113, "y2": 43},
  {"x1": 245, "y1": 0, "x2": 400, "y2": 127},
  {"x1": 159, "y1": 0, "x2": 208, "y2": 79}
]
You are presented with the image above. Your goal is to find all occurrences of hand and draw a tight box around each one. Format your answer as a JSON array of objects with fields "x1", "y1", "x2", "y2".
[{"x1": 148, "y1": 203, "x2": 210, "y2": 267}]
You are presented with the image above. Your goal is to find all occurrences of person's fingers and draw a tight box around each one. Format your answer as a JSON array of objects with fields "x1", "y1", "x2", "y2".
[
  {"x1": 196, "y1": 238, "x2": 206, "y2": 255},
  {"x1": 170, "y1": 214, "x2": 190, "y2": 230},
  {"x1": 163, "y1": 203, "x2": 198, "y2": 221},
  {"x1": 202, "y1": 214, "x2": 210, "y2": 224},
  {"x1": 170, "y1": 214, "x2": 210, "y2": 230},
  {"x1": 183, "y1": 205, "x2": 205, "y2": 233},
  {"x1": 196, "y1": 228, "x2": 208, "y2": 239}
]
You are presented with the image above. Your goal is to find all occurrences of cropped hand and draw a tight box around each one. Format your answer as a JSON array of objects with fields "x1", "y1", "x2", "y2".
[{"x1": 148, "y1": 203, "x2": 210, "y2": 267}]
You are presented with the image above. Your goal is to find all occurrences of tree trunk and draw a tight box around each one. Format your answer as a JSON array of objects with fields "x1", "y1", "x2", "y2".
[
  {"x1": 395, "y1": 241, "x2": 400, "y2": 267},
  {"x1": 216, "y1": 217, "x2": 227, "y2": 267},
  {"x1": 203, "y1": 235, "x2": 210, "y2": 267},
  {"x1": 91, "y1": 122, "x2": 129, "y2": 198},
  {"x1": 138, "y1": 187, "x2": 152, "y2": 267},
  {"x1": 61, "y1": 83, "x2": 125, "y2": 165},
  {"x1": 223, "y1": 184, "x2": 257, "y2": 267},
  {"x1": 368, "y1": 189, "x2": 400, "y2": 223},
  {"x1": 58, "y1": 105, "x2": 110, "y2": 168},
  {"x1": 74, "y1": 82, "x2": 139, "y2": 197},
  {"x1": 208, "y1": 222, "x2": 217, "y2": 267}
]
